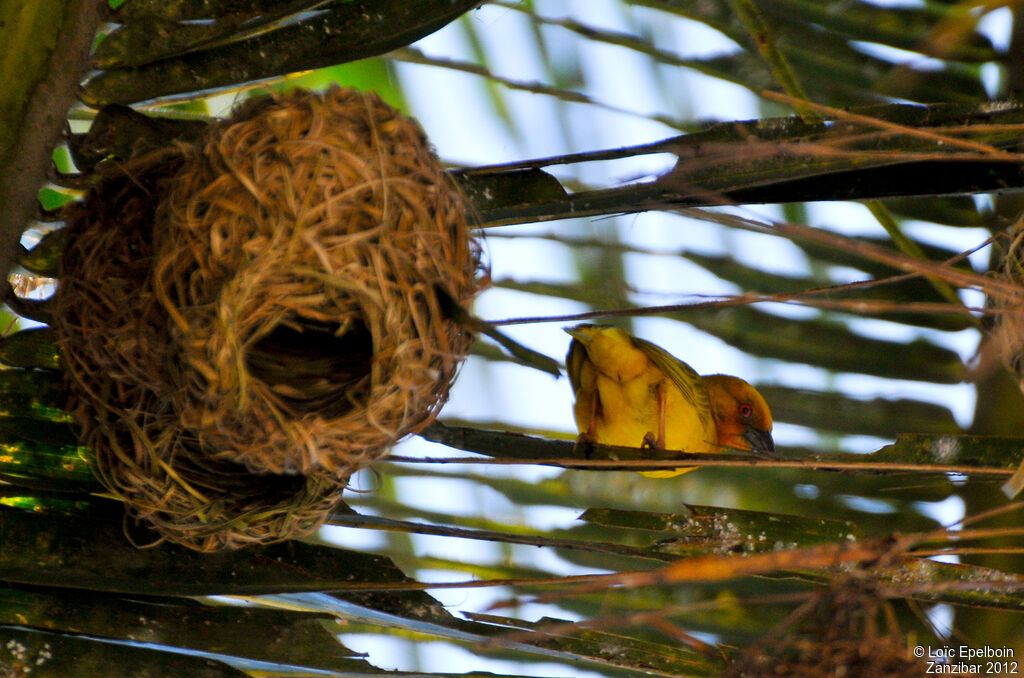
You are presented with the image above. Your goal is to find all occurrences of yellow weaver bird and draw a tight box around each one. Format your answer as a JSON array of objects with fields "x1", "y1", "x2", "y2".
[{"x1": 565, "y1": 324, "x2": 774, "y2": 477}]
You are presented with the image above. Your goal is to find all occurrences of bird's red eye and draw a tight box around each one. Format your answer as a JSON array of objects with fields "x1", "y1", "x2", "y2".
[{"x1": 739, "y1": 403, "x2": 753, "y2": 419}]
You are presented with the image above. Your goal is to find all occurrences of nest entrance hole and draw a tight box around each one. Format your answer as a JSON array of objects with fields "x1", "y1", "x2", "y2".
[{"x1": 245, "y1": 318, "x2": 374, "y2": 418}]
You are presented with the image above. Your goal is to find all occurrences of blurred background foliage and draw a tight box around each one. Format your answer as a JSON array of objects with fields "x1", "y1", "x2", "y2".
[{"x1": 3, "y1": 0, "x2": 1024, "y2": 675}]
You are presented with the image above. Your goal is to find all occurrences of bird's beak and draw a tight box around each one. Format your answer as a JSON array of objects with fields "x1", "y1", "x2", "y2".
[{"x1": 743, "y1": 426, "x2": 775, "y2": 455}]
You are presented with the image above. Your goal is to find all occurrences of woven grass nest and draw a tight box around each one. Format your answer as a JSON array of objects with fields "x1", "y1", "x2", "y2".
[
  {"x1": 721, "y1": 584, "x2": 926, "y2": 678},
  {"x1": 54, "y1": 87, "x2": 482, "y2": 550},
  {"x1": 996, "y1": 225, "x2": 1024, "y2": 389}
]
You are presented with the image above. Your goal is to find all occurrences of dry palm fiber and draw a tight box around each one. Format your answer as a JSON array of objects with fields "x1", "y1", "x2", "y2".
[
  {"x1": 154, "y1": 88, "x2": 480, "y2": 474},
  {"x1": 54, "y1": 87, "x2": 481, "y2": 549}
]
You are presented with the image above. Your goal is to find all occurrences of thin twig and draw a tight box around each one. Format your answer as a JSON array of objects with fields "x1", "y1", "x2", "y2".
[
  {"x1": 383, "y1": 454, "x2": 1016, "y2": 476},
  {"x1": 764, "y1": 91, "x2": 1023, "y2": 160}
]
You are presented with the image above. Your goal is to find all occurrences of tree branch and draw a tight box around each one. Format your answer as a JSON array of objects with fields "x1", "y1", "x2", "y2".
[{"x1": 0, "y1": 0, "x2": 106, "y2": 279}]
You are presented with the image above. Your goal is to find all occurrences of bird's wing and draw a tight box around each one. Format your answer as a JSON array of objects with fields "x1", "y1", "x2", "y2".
[
  {"x1": 565, "y1": 336, "x2": 586, "y2": 394},
  {"x1": 630, "y1": 336, "x2": 712, "y2": 423}
]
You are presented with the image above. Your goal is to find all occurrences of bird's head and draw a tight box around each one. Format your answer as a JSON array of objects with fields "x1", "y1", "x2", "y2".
[{"x1": 703, "y1": 375, "x2": 774, "y2": 455}]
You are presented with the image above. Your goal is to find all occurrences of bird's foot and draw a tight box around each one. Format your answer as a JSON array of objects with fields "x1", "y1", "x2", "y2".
[
  {"x1": 641, "y1": 431, "x2": 663, "y2": 450},
  {"x1": 574, "y1": 433, "x2": 596, "y2": 460}
]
